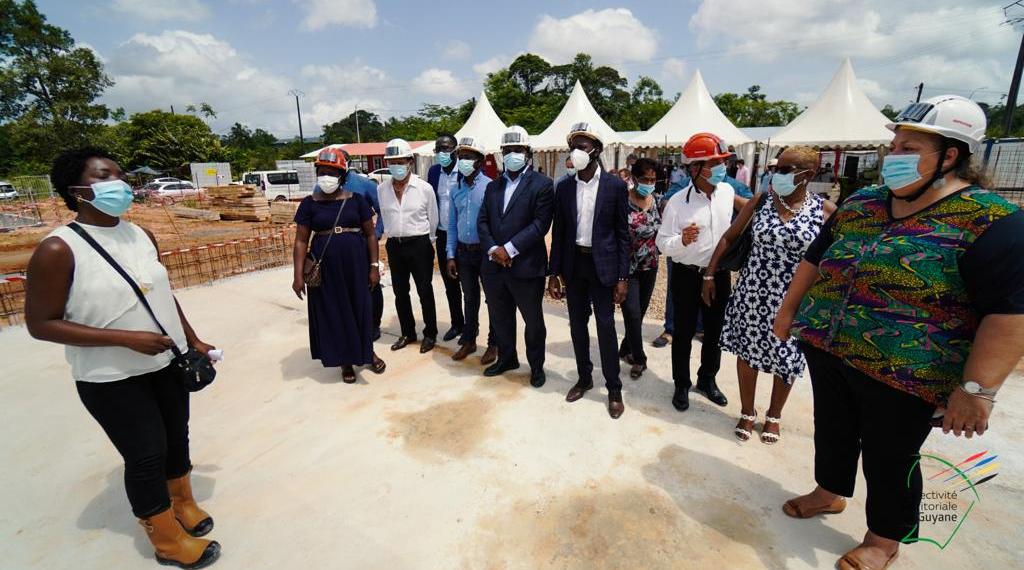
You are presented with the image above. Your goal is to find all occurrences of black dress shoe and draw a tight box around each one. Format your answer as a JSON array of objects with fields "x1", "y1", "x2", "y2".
[
  {"x1": 695, "y1": 381, "x2": 728, "y2": 407},
  {"x1": 484, "y1": 359, "x2": 520, "y2": 377},
  {"x1": 419, "y1": 337, "x2": 436, "y2": 353},
  {"x1": 442, "y1": 327, "x2": 462, "y2": 342},
  {"x1": 672, "y1": 387, "x2": 690, "y2": 412},
  {"x1": 608, "y1": 392, "x2": 624, "y2": 419},
  {"x1": 391, "y1": 336, "x2": 415, "y2": 351},
  {"x1": 530, "y1": 369, "x2": 546, "y2": 388},
  {"x1": 565, "y1": 381, "x2": 593, "y2": 403}
]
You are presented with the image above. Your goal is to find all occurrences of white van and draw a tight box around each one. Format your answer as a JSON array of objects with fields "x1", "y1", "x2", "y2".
[{"x1": 241, "y1": 170, "x2": 309, "y2": 201}]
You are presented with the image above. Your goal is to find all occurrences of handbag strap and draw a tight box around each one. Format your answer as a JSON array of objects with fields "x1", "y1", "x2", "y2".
[
  {"x1": 307, "y1": 197, "x2": 349, "y2": 263},
  {"x1": 739, "y1": 192, "x2": 768, "y2": 234},
  {"x1": 67, "y1": 222, "x2": 183, "y2": 358}
]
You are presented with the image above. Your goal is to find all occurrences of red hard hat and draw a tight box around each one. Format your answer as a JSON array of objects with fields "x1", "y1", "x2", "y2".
[
  {"x1": 314, "y1": 148, "x2": 348, "y2": 171},
  {"x1": 682, "y1": 132, "x2": 731, "y2": 163}
]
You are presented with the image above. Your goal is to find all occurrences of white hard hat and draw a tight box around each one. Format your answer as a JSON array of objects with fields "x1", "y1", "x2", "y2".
[
  {"x1": 566, "y1": 121, "x2": 604, "y2": 146},
  {"x1": 455, "y1": 136, "x2": 486, "y2": 157},
  {"x1": 767, "y1": 158, "x2": 779, "y2": 167},
  {"x1": 886, "y1": 95, "x2": 987, "y2": 153},
  {"x1": 384, "y1": 138, "x2": 414, "y2": 160},
  {"x1": 500, "y1": 125, "x2": 530, "y2": 149}
]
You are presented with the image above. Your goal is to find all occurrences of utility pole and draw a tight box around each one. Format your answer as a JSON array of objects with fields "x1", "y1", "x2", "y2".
[
  {"x1": 1002, "y1": 2, "x2": 1024, "y2": 136},
  {"x1": 915, "y1": 83, "x2": 924, "y2": 103},
  {"x1": 289, "y1": 89, "x2": 306, "y2": 154},
  {"x1": 170, "y1": 105, "x2": 175, "y2": 115},
  {"x1": 355, "y1": 105, "x2": 361, "y2": 143}
]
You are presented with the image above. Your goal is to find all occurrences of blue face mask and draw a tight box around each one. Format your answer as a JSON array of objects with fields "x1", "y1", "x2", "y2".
[
  {"x1": 457, "y1": 158, "x2": 478, "y2": 177},
  {"x1": 78, "y1": 179, "x2": 134, "y2": 217},
  {"x1": 388, "y1": 164, "x2": 409, "y2": 181},
  {"x1": 565, "y1": 167, "x2": 576, "y2": 177},
  {"x1": 706, "y1": 163, "x2": 727, "y2": 185},
  {"x1": 770, "y1": 171, "x2": 807, "y2": 197},
  {"x1": 436, "y1": 151, "x2": 453, "y2": 167},
  {"x1": 881, "y1": 154, "x2": 923, "y2": 190},
  {"x1": 503, "y1": 152, "x2": 526, "y2": 173},
  {"x1": 636, "y1": 183, "x2": 655, "y2": 197}
]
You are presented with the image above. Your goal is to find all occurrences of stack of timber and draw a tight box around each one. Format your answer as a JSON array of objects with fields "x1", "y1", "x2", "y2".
[
  {"x1": 270, "y1": 200, "x2": 300, "y2": 224},
  {"x1": 206, "y1": 185, "x2": 270, "y2": 222},
  {"x1": 170, "y1": 206, "x2": 221, "y2": 221}
]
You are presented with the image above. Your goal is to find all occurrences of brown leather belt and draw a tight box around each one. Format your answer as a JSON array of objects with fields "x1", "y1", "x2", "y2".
[{"x1": 313, "y1": 227, "x2": 362, "y2": 237}]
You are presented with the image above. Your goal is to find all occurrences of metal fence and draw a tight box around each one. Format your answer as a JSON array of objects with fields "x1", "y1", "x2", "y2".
[
  {"x1": 0, "y1": 176, "x2": 51, "y2": 231},
  {"x1": 0, "y1": 226, "x2": 296, "y2": 328},
  {"x1": 981, "y1": 138, "x2": 1024, "y2": 205}
]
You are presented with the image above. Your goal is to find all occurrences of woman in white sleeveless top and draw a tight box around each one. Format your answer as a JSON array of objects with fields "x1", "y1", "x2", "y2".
[{"x1": 24, "y1": 148, "x2": 220, "y2": 569}]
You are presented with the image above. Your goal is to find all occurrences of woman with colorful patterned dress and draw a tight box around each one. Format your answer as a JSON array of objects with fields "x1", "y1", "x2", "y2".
[
  {"x1": 774, "y1": 96, "x2": 1024, "y2": 570},
  {"x1": 705, "y1": 146, "x2": 835, "y2": 444},
  {"x1": 618, "y1": 158, "x2": 662, "y2": 379}
]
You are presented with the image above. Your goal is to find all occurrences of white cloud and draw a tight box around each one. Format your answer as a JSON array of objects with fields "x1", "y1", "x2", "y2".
[
  {"x1": 102, "y1": 30, "x2": 395, "y2": 136},
  {"x1": 411, "y1": 68, "x2": 470, "y2": 99},
  {"x1": 661, "y1": 58, "x2": 687, "y2": 82},
  {"x1": 297, "y1": 0, "x2": 377, "y2": 30},
  {"x1": 441, "y1": 40, "x2": 471, "y2": 61},
  {"x1": 111, "y1": 0, "x2": 211, "y2": 21},
  {"x1": 528, "y1": 8, "x2": 658, "y2": 65},
  {"x1": 473, "y1": 54, "x2": 514, "y2": 77}
]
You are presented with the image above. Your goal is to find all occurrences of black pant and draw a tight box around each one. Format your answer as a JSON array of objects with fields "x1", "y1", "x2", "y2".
[
  {"x1": 565, "y1": 251, "x2": 621, "y2": 392},
  {"x1": 455, "y1": 244, "x2": 494, "y2": 346},
  {"x1": 76, "y1": 366, "x2": 190, "y2": 518},
  {"x1": 483, "y1": 273, "x2": 546, "y2": 372},
  {"x1": 803, "y1": 344, "x2": 936, "y2": 541},
  {"x1": 671, "y1": 263, "x2": 730, "y2": 390},
  {"x1": 386, "y1": 235, "x2": 438, "y2": 339},
  {"x1": 371, "y1": 284, "x2": 383, "y2": 336},
  {"x1": 619, "y1": 267, "x2": 658, "y2": 366},
  {"x1": 435, "y1": 229, "x2": 464, "y2": 332}
]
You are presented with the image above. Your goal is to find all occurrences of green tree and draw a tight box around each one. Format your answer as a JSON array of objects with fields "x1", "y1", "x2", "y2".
[
  {"x1": 221, "y1": 122, "x2": 279, "y2": 173},
  {"x1": 881, "y1": 104, "x2": 899, "y2": 122},
  {"x1": 713, "y1": 85, "x2": 801, "y2": 127},
  {"x1": 0, "y1": 0, "x2": 116, "y2": 173},
  {"x1": 107, "y1": 110, "x2": 227, "y2": 176},
  {"x1": 983, "y1": 103, "x2": 1024, "y2": 137},
  {"x1": 322, "y1": 109, "x2": 385, "y2": 143}
]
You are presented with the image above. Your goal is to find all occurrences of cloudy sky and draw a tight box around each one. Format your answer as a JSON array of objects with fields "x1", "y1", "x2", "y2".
[{"x1": 37, "y1": 0, "x2": 1020, "y2": 137}]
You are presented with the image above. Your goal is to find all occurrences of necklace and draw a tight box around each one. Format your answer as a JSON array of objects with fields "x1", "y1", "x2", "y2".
[{"x1": 773, "y1": 190, "x2": 805, "y2": 217}]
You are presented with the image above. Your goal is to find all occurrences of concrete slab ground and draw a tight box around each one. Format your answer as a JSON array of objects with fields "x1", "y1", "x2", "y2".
[{"x1": 2, "y1": 266, "x2": 1022, "y2": 569}]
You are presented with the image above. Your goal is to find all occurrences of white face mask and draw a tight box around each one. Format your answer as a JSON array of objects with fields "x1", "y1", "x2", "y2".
[
  {"x1": 316, "y1": 175, "x2": 340, "y2": 194},
  {"x1": 570, "y1": 148, "x2": 592, "y2": 171}
]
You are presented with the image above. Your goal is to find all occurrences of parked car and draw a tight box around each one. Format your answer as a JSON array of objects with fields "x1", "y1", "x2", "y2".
[
  {"x1": 0, "y1": 181, "x2": 18, "y2": 200},
  {"x1": 135, "y1": 182, "x2": 161, "y2": 199},
  {"x1": 151, "y1": 181, "x2": 204, "y2": 200},
  {"x1": 152, "y1": 177, "x2": 182, "y2": 184},
  {"x1": 242, "y1": 170, "x2": 310, "y2": 201},
  {"x1": 368, "y1": 168, "x2": 392, "y2": 185}
]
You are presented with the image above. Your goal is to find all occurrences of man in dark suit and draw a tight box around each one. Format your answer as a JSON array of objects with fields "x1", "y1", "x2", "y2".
[
  {"x1": 426, "y1": 134, "x2": 468, "y2": 347},
  {"x1": 548, "y1": 122, "x2": 630, "y2": 419},
  {"x1": 478, "y1": 126, "x2": 553, "y2": 387}
]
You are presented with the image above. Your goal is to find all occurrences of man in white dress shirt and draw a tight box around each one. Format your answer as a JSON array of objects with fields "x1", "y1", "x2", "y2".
[
  {"x1": 656, "y1": 132, "x2": 736, "y2": 412},
  {"x1": 377, "y1": 138, "x2": 439, "y2": 353}
]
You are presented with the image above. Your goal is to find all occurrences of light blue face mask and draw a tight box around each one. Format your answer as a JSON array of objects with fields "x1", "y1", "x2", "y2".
[
  {"x1": 706, "y1": 163, "x2": 727, "y2": 185},
  {"x1": 770, "y1": 171, "x2": 808, "y2": 197},
  {"x1": 881, "y1": 154, "x2": 923, "y2": 190},
  {"x1": 503, "y1": 152, "x2": 526, "y2": 173},
  {"x1": 436, "y1": 151, "x2": 453, "y2": 167},
  {"x1": 636, "y1": 183, "x2": 655, "y2": 197},
  {"x1": 457, "y1": 158, "x2": 478, "y2": 177},
  {"x1": 77, "y1": 179, "x2": 134, "y2": 217},
  {"x1": 388, "y1": 164, "x2": 409, "y2": 181},
  {"x1": 565, "y1": 167, "x2": 576, "y2": 177}
]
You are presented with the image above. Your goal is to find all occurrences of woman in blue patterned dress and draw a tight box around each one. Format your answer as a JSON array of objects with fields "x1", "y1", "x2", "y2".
[{"x1": 704, "y1": 147, "x2": 835, "y2": 443}]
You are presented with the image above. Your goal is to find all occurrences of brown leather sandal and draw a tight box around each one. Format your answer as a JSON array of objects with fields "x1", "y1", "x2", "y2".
[
  {"x1": 837, "y1": 548, "x2": 899, "y2": 570},
  {"x1": 370, "y1": 354, "x2": 386, "y2": 374},
  {"x1": 782, "y1": 495, "x2": 847, "y2": 518},
  {"x1": 342, "y1": 366, "x2": 357, "y2": 383}
]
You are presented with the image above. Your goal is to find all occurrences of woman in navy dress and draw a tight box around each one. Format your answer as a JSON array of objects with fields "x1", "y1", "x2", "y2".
[{"x1": 292, "y1": 149, "x2": 385, "y2": 383}]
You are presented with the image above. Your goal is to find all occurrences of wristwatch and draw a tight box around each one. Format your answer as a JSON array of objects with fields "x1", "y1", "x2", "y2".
[
  {"x1": 960, "y1": 381, "x2": 998, "y2": 400},
  {"x1": 370, "y1": 262, "x2": 382, "y2": 268}
]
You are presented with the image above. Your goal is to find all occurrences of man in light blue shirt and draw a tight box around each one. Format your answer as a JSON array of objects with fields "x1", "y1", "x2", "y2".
[{"x1": 444, "y1": 137, "x2": 495, "y2": 361}]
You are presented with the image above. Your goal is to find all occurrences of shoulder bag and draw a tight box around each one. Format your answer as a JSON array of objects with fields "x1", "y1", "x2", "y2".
[
  {"x1": 302, "y1": 197, "x2": 348, "y2": 288},
  {"x1": 717, "y1": 192, "x2": 768, "y2": 272},
  {"x1": 68, "y1": 222, "x2": 216, "y2": 392}
]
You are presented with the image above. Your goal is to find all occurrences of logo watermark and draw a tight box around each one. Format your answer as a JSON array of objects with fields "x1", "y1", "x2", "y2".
[{"x1": 901, "y1": 451, "x2": 999, "y2": 549}]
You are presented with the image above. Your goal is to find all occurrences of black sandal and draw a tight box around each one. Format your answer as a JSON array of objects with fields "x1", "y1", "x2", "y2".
[
  {"x1": 342, "y1": 366, "x2": 357, "y2": 384},
  {"x1": 370, "y1": 354, "x2": 386, "y2": 374}
]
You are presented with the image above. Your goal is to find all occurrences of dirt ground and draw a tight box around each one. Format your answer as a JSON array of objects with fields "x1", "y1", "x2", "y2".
[{"x1": 2, "y1": 267, "x2": 1022, "y2": 569}]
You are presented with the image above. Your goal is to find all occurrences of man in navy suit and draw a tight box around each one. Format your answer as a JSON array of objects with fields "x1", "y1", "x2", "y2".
[
  {"x1": 548, "y1": 122, "x2": 630, "y2": 419},
  {"x1": 426, "y1": 134, "x2": 467, "y2": 347},
  {"x1": 478, "y1": 126, "x2": 553, "y2": 386}
]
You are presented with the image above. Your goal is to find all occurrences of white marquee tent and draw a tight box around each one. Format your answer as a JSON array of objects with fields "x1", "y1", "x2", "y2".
[
  {"x1": 770, "y1": 58, "x2": 893, "y2": 148},
  {"x1": 531, "y1": 80, "x2": 625, "y2": 151},
  {"x1": 413, "y1": 90, "x2": 508, "y2": 158},
  {"x1": 629, "y1": 70, "x2": 751, "y2": 148}
]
